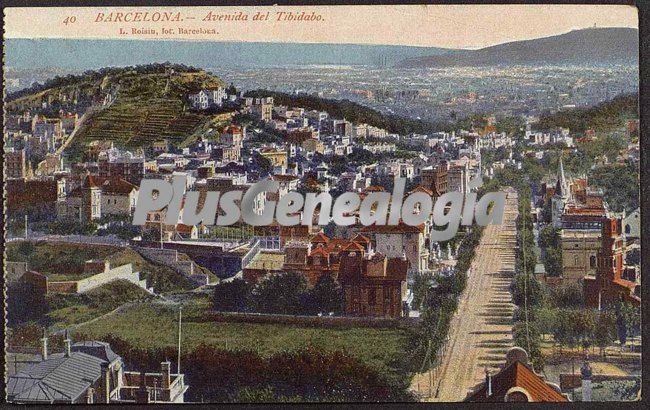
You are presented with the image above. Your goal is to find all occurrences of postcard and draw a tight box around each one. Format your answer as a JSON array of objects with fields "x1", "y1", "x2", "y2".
[{"x1": 3, "y1": 3, "x2": 641, "y2": 404}]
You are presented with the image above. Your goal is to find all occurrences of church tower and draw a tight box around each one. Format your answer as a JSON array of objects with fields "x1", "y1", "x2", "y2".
[{"x1": 551, "y1": 157, "x2": 570, "y2": 228}]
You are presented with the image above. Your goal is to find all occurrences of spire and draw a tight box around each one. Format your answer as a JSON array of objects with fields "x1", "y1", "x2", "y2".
[{"x1": 555, "y1": 156, "x2": 568, "y2": 197}]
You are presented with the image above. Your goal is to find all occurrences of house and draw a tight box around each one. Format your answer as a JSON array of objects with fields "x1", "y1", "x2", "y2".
[
  {"x1": 259, "y1": 148, "x2": 288, "y2": 173},
  {"x1": 281, "y1": 232, "x2": 371, "y2": 287},
  {"x1": 583, "y1": 217, "x2": 640, "y2": 308},
  {"x1": 420, "y1": 163, "x2": 449, "y2": 198},
  {"x1": 250, "y1": 97, "x2": 273, "y2": 121},
  {"x1": 221, "y1": 125, "x2": 244, "y2": 147},
  {"x1": 5, "y1": 148, "x2": 27, "y2": 179},
  {"x1": 623, "y1": 208, "x2": 640, "y2": 242},
  {"x1": 560, "y1": 229, "x2": 601, "y2": 283},
  {"x1": 360, "y1": 222, "x2": 429, "y2": 273},
  {"x1": 97, "y1": 149, "x2": 145, "y2": 185},
  {"x1": 7, "y1": 335, "x2": 188, "y2": 404},
  {"x1": 465, "y1": 347, "x2": 568, "y2": 402},
  {"x1": 338, "y1": 250, "x2": 408, "y2": 318},
  {"x1": 188, "y1": 88, "x2": 226, "y2": 110},
  {"x1": 57, "y1": 176, "x2": 138, "y2": 222}
]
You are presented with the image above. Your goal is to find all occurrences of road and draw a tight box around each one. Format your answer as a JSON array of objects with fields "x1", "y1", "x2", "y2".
[{"x1": 412, "y1": 189, "x2": 519, "y2": 401}]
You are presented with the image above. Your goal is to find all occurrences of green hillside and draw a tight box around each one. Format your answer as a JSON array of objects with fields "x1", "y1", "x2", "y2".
[
  {"x1": 7, "y1": 64, "x2": 227, "y2": 157},
  {"x1": 536, "y1": 93, "x2": 638, "y2": 133}
]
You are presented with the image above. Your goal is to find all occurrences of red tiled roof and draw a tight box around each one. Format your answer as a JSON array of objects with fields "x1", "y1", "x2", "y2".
[
  {"x1": 409, "y1": 185, "x2": 434, "y2": 196},
  {"x1": 466, "y1": 361, "x2": 567, "y2": 402},
  {"x1": 223, "y1": 125, "x2": 242, "y2": 134},
  {"x1": 342, "y1": 241, "x2": 364, "y2": 252},
  {"x1": 310, "y1": 232, "x2": 330, "y2": 244},
  {"x1": 309, "y1": 247, "x2": 330, "y2": 257},
  {"x1": 352, "y1": 234, "x2": 370, "y2": 244},
  {"x1": 84, "y1": 175, "x2": 137, "y2": 194}
]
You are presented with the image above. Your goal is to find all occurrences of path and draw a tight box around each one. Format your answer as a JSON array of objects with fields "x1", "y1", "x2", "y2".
[{"x1": 411, "y1": 189, "x2": 519, "y2": 401}]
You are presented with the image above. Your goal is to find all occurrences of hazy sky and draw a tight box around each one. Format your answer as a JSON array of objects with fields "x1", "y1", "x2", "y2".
[{"x1": 5, "y1": 5, "x2": 638, "y2": 49}]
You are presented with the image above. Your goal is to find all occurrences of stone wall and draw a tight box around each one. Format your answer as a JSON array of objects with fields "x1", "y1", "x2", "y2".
[
  {"x1": 136, "y1": 247, "x2": 207, "y2": 286},
  {"x1": 47, "y1": 263, "x2": 146, "y2": 294}
]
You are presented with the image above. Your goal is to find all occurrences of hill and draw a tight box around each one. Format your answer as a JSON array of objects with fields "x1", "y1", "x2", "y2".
[
  {"x1": 400, "y1": 27, "x2": 638, "y2": 68},
  {"x1": 536, "y1": 93, "x2": 638, "y2": 133},
  {"x1": 6, "y1": 64, "x2": 227, "y2": 157}
]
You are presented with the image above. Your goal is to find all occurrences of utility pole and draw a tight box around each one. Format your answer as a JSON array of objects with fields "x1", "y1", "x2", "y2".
[
  {"x1": 177, "y1": 306, "x2": 182, "y2": 375},
  {"x1": 24, "y1": 215, "x2": 28, "y2": 239}
]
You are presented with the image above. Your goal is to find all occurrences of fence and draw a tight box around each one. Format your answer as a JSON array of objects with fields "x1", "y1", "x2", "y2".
[
  {"x1": 13, "y1": 232, "x2": 128, "y2": 247},
  {"x1": 202, "y1": 311, "x2": 419, "y2": 329}
]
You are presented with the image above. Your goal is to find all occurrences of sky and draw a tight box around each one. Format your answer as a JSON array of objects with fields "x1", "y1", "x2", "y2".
[{"x1": 4, "y1": 5, "x2": 639, "y2": 49}]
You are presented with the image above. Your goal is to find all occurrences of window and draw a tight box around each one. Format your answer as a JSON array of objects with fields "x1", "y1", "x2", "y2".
[
  {"x1": 574, "y1": 255, "x2": 579, "y2": 266},
  {"x1": 368, "y1": 288, "x2": 376, "y2": 306},
  {"x1": 625, "y1": 224, "x2": 631, "y2": 234},
  {"x1": 590, "y1": 255, "x2": 596, "y2": 268}
]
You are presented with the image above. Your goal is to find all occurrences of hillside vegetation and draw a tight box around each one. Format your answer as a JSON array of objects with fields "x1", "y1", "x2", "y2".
[
  {"x1": 7, "y1": 64, "x2": 226, "y2": 157},
  {"x1": 536, "y1": 93, "x2": 638, "y2": 133}
]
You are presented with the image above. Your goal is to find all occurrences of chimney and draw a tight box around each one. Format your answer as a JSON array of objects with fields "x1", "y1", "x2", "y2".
[
  {"x1": 161, "y1": 361, "x2": 171, "y2": 389},
  {"x1": 41, "y1": 329, "x2": 48, "y2": 361},
  {"x1": 86, "y1": 387, "x2": 94, "y2": 404},
  {"x1": 101, "y1": 362, "x2": 111, "y2": 403},
  {"x1": 64, "y1": 329, "x2": 72, "y2": 357},
  {"x1": 485, "y1": 368, "x2": 492, "y2": 397}
]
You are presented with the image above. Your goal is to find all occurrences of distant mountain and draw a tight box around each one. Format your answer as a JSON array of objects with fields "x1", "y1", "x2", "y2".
[
  {"x1": 399, "y1": 27, "x2": 638, "y2": 68},
  {"x1": 4, "y1": 39, "x2": 448, "y2": 70}
]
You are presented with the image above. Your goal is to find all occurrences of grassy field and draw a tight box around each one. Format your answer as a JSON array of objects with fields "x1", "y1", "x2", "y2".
[
  {"x1": 6, "y1": 241, "x2": 199, "y2": 291},
  {"x1": 6, "y1": 241, "x2": 121, "y2": 278},
  {"x1": 76, "y1": 301, "x2": 415, "y2": 383},
  {"x1": 45, "y1": 280, "x2": 154, "y2": 331}
]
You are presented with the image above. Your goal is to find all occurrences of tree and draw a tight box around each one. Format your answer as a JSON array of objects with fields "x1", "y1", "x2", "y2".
[
  {"x1": 534, "y1": 307, "x2": 557, "y2": 341},
  {"x1": 304, "y1": 274, "x2": 342, "y2": 315},
  {"x1": 511, "y1": 274, "x2": 545, "y2": 308},
  {"x1": 549, "y1": 282, "x2": 584, "y2": 308},
  {"x1": 213, "y1": 279, "x2": 252, "y2": 312},
  {"x1": 620, "y1": 303, "x2": 641, "y2": 338},
  {"x1": 253, "y1": 272, "x2": 308, "y2": 315},
  {"x1": 544, "y1": 247, "x2": 563, "y2": 277},
  {"x1": 593, "y1": 311, "x2": 616, "y2": 357},
  {"x1": 552, "y1": 311, "x2": 572, "y2": 352},
  {"x1": 573, "y1": 309, "x2": 596, "y2": 351},
  {"x1": 252, "y1": 153, "x2": 273, "y2": 175}
]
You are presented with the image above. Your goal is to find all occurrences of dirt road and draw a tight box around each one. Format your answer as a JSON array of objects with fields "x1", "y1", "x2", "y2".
[{"x1": 411, "y1": 189, "x2": 519, "y2": 401}]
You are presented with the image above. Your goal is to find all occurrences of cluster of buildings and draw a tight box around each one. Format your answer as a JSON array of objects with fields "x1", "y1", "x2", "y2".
[
  {"x1": 7, "y1": 334, "x2": 187, "y2": 403},
  {"x1": 541, "y1": 159, "x2": 640, "y2": 308},
  {"x1": 6, "y1": 87, "x2": 499, "y2": 321},
  {"x1": 524, "y1": 124, "x2": 574, "y2": 147},
  {"x1": 4, "y1": 110, "x2": 79, "y2": 179}
]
